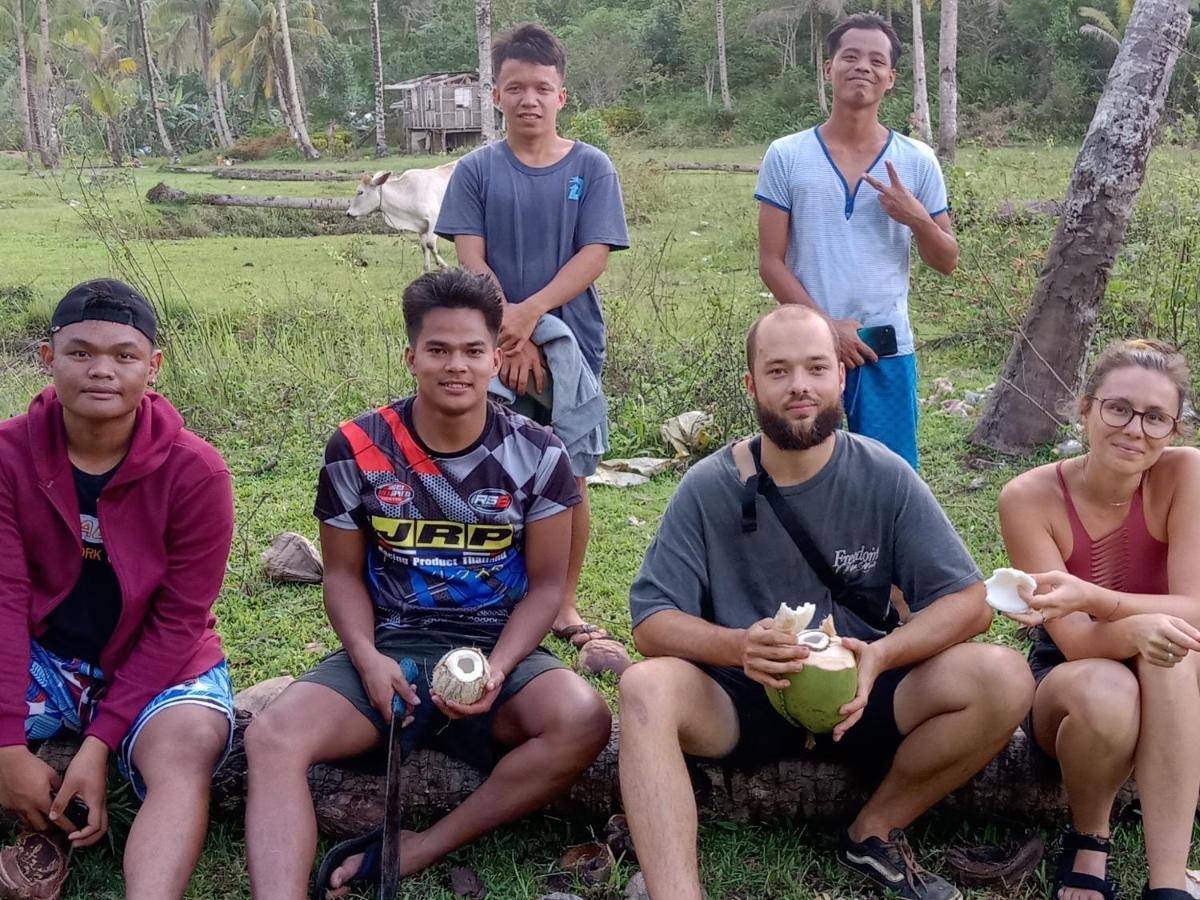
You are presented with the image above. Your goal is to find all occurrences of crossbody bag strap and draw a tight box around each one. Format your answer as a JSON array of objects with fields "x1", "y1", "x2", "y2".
[
  {"x1": 745, "y1": 435, "x2": 896, "y2": 632},
  {"x1": 747, "y1": 435, "x2": 849, "y2": 594}
]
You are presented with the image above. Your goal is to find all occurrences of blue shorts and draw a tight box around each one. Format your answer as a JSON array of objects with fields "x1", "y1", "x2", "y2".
[
  {"x1": 843, "y1": 353, "x2": 920, "y2": 470},
  {"x1": 24, "y1": 642, "x2": 235, "y2": 799}
]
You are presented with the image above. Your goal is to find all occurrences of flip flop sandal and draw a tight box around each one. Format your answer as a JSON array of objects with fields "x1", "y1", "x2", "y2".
[
  {"x1": 551, "y1": 623, "x2": 608, "y2": 648},
  {"x1": 1052, "y1": 827, "x2": 1118, "y2": 900},
  {"x1": 1142, "y1": 890, "x2": 1194, "y2": 900},
  {"x1": 1185, "y1": 870, "x2": 1200, "y2": 900},
  {"x1": 310, "y1": 825, "x2": 382, "y2": 900}
]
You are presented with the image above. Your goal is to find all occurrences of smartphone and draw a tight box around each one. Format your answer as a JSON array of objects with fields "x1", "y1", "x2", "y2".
[
  {"x1": 61, "y1": 795, "x2": 90, "y2": 831},
  {"x1": 857, "y1": 324, "x2": 899, "y2": 358}
]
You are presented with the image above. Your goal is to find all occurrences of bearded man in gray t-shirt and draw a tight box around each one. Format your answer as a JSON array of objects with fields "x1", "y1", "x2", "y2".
[{"x1": 619, "y1": 306, "x2": 1034, "y2": 900}]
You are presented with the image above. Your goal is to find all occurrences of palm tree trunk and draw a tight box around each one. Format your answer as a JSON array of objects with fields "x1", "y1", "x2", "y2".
[
  {"x1": 215, "y1": 75, "x2": 235, "y2": 144},
  {"x1": 198, "y1": 14, "x2": 234, "y2": 148},
  {"x1": 272, "y1": 67, "x2": 298, "y2": 139},
  {"x1": 970, "y1": 0, "x2": 1192, "y2": 454},
  {"x1": 716, "y1": 0, "x2": 732, "y2": 111},
  {"x1": 136, "y1": 0, "x2": 175, "y2": 156},
  {"x1": 36, "y1": 0, "x2": 59, "y2": 167},
  {"x1": 276, "y1": 0, "x2": 319, "y2": 159},
  {"x1": 475, "y1": 0, "x2": 495, "y2": 143},
  {"x1": 293, "y1": 59, "x2": 309, "y2": 123},
  {"x1": 371, "y1": 0, "x2": 388, "y2": 156},
  {"x1": 937, "y1": 0, "x2": 958, "y2": 161},
  {"x1": 15, "y1": 0, "x2": 38, "y2": 171},
  {"x1": 814, "y1": 9, "x2": 828, "y2": 116},
  {"x1": 910, "y1": 0, "x2": 933, "y2": 143},
  {"x1": 884, "y1": 0, "x2": 892, "y2": 24},
  {"x1": 106, "y1": 117, "x2": 124, "y2": 166}
]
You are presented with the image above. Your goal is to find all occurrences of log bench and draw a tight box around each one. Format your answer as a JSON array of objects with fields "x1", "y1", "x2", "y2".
[{"x1": 15, "y1": 676, "x2": 1137, "y2": 841}]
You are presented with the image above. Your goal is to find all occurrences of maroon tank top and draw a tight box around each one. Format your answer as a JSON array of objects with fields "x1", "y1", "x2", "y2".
[{"x1": 1055, "y1": 461, "x2": 1169, "y2": 594}]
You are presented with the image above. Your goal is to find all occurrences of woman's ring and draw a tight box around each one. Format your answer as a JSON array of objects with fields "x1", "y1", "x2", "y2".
[
  {"x1": 1167, "y1": 641, "x2": 1175, "y2": 655},
  {"x1": 1168, "y1": 651, "x2": 1178, "y2": 664}
]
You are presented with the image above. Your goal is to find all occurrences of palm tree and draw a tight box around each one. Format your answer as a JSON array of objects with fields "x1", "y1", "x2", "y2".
[
  {"x1": 198, "y1": 6, "x2": 237, "y2": 146},
  {"x1": 910, "y1": 0, "x2": 933, "y2": 143},
  {"x1": 475, "y1": 0, "x2": 495, "y2": 143},
  {"x1": 213, "y1": 0, "x2": 323, "y2": 156},
  {"x1": 154, "y1": 0, "x2": 236, "y2": 147},
  {"x1": 971, "y1": 0, "x2": 1193, "y2": 453},
  {"x1": 716, "y1": 0, "x2": 732, "y2": 111},
  {"x1": 275, "y1": 0, "x2": 318, "y2": 158},
  {"x1": 135, "y1": 0, "x2": 175, "y2": 155},
  {"x1": 3, "y1": 0, "x2": 39, "y2": 169},
  {"x1": 370, "y1": 0, "x2": 386, "y2": 155},
  {"x1": 35, "y1": 0, "x2": 59, "y2": 167},
  {"x1": 61, "y1": 15, "x2": 138, "y2": 164},
  {"x1": 813, "y1": 0, "x2": 846, "y2": 120},
  {"x1": 814, "y1": 8, "x2": 827, "y2": 114},
  {"x1": 937, "y1": 0, "x2": 958, "y2": 160}
]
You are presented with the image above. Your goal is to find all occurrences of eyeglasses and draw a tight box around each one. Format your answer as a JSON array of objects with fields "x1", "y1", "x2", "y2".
[{"x1": 1091, "y1": 396, "x2": 1178, "y2": 438}]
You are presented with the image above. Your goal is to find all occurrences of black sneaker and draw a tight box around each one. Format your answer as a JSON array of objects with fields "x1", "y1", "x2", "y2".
[{"x1": 837, "y1": 828, "x2": 962, "y2": 900}]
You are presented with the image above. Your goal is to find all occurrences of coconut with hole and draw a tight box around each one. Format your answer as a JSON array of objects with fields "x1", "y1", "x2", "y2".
[
  {"x1": 765, "y1": 603, "x2": 859, "y2": 736},
  {"x1": 431, "y1": 648, "x2": 490, "y2": 705}
]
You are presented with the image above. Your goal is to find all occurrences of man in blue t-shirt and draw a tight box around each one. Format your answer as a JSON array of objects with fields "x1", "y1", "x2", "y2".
[
  {"x1": 756, "y1": 13, "x2": 958, "y2": 469},
  {"x1": 437, "y1": 23, "x2": 630, "y2": 652}
]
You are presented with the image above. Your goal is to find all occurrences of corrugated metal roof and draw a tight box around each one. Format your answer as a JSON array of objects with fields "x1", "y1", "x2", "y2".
[{"x1": 383, "y1": 71, "x2": 478, "y2": 90}]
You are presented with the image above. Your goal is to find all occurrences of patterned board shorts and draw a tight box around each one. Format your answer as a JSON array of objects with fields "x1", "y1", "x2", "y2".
[
  {"x1": 24, "y1": 641, "x2": 235, "y2": 799},
  {"x1": 843, "y1": 353, "x2": 920, "y2": 471}
]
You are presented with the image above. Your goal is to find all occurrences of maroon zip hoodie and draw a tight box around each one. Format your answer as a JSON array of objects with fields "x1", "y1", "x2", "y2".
[{"x1": 0, "y1": 386, "x2": 233, "y2": 751}]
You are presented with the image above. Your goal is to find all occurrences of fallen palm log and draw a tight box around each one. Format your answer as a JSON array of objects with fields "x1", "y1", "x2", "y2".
[
  {"x1": 662, "y1": 161, "x2": 761, "y2": 173},
  {"x1": 163, "y1": 166, "x2": 360, "y2": 182},
  {"x1": 19, "y1": 676, "x2": 1155, "y2": 841},
  {"x1": 145, "y1": 182, "x2": 351, "y2": 210},
  {"x1": 994, "y1": 199, "x2": 1065, "y2": 221}
]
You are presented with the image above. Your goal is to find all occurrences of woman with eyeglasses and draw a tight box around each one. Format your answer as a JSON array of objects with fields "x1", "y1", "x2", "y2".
[{"x1": 997, "y1": 339, "x2": 1200, "y2": 900}]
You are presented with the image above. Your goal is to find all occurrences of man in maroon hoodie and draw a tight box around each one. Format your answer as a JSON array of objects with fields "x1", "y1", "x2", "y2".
[{"x1": 0, "y1": 280, "x2": 235, "y2": 900}]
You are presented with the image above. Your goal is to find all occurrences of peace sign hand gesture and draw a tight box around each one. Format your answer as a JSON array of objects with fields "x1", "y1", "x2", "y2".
[{"x1": 862, "y1": 160, "x2": 930, "y2": 229}]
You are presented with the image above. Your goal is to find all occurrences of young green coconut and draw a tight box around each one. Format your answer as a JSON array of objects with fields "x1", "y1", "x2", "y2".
[
  {"x1": 765, "y1": 603, "x2": 859, "y2": 737},
  {"x1": 431, "y1": 647, "x2": 490, "y2": 705}
]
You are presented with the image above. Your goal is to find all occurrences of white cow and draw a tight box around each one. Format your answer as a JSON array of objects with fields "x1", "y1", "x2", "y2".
[{"x1": 346, "y1": 161, "x2": 457, "y2": 271}]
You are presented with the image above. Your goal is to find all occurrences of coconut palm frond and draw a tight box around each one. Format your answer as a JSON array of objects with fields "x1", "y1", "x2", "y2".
[
  {"x1": 1079, "y1": 22, "x2": 1121, "y2": 48},
  {"x1": 1084, "y1": 5, "x2": 1118, "y2": 35},
  {"x1": 1115, "y1": 0, "x2": 1133, "y2": 30},
  {"x1": 1076, "y1": 5, "x2": 1119, "y2": 36}
]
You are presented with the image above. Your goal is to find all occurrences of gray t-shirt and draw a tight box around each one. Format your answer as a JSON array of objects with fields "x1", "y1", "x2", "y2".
[
  {"x1": 629, "y1": 432, "x2": 981, "y2": 641},
  {"x1": 436, "y1": 140, "x2": 630, "y2": 376}
]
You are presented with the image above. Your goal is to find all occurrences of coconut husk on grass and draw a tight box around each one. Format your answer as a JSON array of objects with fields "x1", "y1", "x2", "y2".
[
  {"x1": 449, "y1": 864, "x2": 488, "y2": 898},
  {"x1": 261, "y1": 532, "x2": 323, "y2": 583},
  {"x1": 558, "y1": 841, "x2": 614, "y2": 885},
  {"x1": 944, "y1": 833, "x2": 1044, "y2": 889}
]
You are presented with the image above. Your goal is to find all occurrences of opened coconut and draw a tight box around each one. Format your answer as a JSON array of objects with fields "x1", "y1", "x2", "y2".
[
  {"x1": 984, "y1": 567, "x2": 1036, "y2": 615},
  {"x1": 431, "y1": 647, "x2": 490, "y2": 705},
  {"x1": 765, "y1": 606, "x2": 858, "y2": 734}
]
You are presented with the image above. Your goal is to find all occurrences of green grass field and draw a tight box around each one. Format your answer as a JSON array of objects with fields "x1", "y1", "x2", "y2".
[{"x1": 1, "y1": 140, "x2": 1199, "y2": 898}]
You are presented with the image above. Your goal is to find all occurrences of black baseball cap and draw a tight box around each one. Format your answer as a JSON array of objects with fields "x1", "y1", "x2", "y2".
[{"x1": 50, "y1": 279, "x2": 158, "y2": 345}]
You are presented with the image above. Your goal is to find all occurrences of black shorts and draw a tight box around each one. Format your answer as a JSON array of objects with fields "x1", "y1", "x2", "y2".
[
  {"x1": 1021, "y1": 640, "x2": 1133, "y2": 771},
  {"x1": 297, "y1": 625, "x2": 566, "y2": 772},
  {"x1": 695, "y1": 662, "x2": 914, "y2": 780}
]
